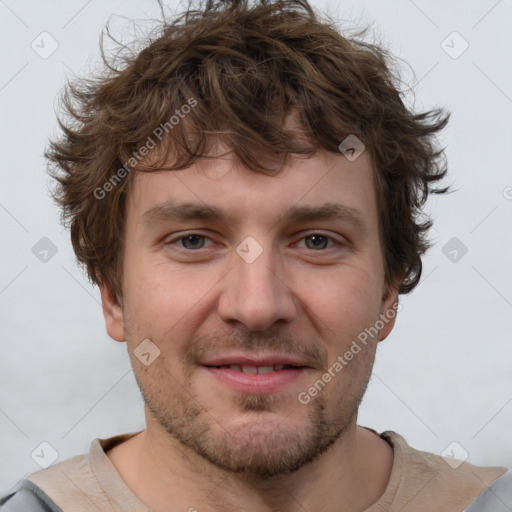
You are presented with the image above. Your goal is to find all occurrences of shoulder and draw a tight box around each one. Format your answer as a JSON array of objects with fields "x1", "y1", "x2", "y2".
[
  {"x1": 382, "y1": 430, "x2": 510, "y2": 510},
  {"x1": 1, "y1": 453, "x2": 93, "y2": 512},
  {"x1": 0, "y1": 479, "x2": 62, "y2": 512},
  {"x1": 463, "y1": 468, "x2": 512, "y2": 511},
  {"x1": 1, "y1": 432, "x2": 142, "y2": 512}
]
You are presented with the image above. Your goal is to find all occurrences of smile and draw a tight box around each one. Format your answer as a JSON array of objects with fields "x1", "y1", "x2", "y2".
[
  {"x1": 208, "y1": 364, "x2": 299, "y2": 373},
  {"x1": 202, "y1": 364, "x2": 308, "y2": 394}
]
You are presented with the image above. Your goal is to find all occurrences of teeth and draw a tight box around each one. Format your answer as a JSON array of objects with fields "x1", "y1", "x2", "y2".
[
  {"x1": 219, "y1": 364, "x2": 291, "y2": 373},
  {"x1": 257, "y1": 366, "x2": 274, "y2": 374}
]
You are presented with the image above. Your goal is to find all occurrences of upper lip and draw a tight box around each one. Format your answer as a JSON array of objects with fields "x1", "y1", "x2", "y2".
[{"x1": 200, "y1": 353, "x2": 311, "y2": 368}]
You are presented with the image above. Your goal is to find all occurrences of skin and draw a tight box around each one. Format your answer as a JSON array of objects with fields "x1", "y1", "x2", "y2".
[{"x1": 101, "y1": 142, "x2": 399, "y2": 512}]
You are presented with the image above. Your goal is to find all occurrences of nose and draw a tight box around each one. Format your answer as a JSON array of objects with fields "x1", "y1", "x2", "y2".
[{"x1": 217, "y1": 242, "x2": 298, "y2": 331}]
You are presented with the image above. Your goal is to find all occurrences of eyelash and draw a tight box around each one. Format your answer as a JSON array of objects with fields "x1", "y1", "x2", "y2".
[{"x1": 166, "y1": 232, "x2": 343, "y2": 252}]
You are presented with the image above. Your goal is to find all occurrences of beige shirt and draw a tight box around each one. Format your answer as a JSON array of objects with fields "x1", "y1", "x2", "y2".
[{"x1": 26, "y1": 428, "x2": 508, "y2": 512}]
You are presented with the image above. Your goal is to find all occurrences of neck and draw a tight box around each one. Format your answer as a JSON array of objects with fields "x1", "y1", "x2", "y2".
[{"x1": 106, "y1": 414, "x2": 393, "y2": 512}]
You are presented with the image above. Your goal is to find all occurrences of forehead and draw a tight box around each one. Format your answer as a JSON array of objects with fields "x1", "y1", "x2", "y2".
[{"x1": 125, "y1": 147, "x2": 378, "y2": 230}]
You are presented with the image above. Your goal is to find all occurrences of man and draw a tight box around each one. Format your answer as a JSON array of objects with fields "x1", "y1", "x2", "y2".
[{"x1": 2, "y1": 0, "x2": 510, "y2": 510}]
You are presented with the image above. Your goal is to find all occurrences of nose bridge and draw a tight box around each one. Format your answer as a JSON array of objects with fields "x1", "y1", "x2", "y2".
[{"x1": 217, "y1": 235, "x2": 296, "y2": 331}]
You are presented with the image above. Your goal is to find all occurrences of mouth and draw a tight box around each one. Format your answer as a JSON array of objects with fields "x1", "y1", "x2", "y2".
[
  {"x1": 205, "y1": 363, "x2": 304, "y2": 374},
  {"x1": 200, "y1": 355, "x2": 311, "y2": 394}
]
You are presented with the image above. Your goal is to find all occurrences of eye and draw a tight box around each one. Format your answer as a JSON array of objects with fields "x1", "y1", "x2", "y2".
[
  {"x1": 296, "y1": 233, "x2": 339, "y2": 250},
  {"x1": 166, "y1": 232, "x2": 343, "y2": 252},
  {"x1": 168, "y1": 233, "x2": 214, "y2": 250}
]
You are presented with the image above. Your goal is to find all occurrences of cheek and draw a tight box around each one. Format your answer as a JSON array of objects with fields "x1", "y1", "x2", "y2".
[
  {"x1": 301, "y1": 266, "x2": 382, "y2": 338},
  {"x1": 122, "y1": 257, "x2": 215, "y2": 346}
]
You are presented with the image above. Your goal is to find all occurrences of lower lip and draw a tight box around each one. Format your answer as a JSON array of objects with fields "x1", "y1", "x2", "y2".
[{"x1": 202, "y1": 366, "x2": 307, "y2": 394}]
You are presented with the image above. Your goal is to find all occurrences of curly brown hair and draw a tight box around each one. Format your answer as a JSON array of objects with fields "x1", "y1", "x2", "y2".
[{"x1": 47, "y1": 0, "x2": 450, "y2": 303}]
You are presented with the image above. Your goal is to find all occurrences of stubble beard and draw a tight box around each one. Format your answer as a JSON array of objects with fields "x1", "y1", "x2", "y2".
[
  {"x1": 134, "y1": 361, "x2": 368, "y2": 479},
  {"x1": 124, "y1": 314, "x2": 375, "y2": 478}
]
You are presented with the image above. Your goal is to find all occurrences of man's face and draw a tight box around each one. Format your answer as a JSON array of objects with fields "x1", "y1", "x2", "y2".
[{"x1": 102, "y1": 145, "x2": 398, "y2": 477}]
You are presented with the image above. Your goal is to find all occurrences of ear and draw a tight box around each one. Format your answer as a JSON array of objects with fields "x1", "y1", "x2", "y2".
[
  {"x1": 100, "y1": 282, "x2": 126, "y2": 342},
  {"x1": 377, "y1": 285, "x2": 399, "y2": 342}
]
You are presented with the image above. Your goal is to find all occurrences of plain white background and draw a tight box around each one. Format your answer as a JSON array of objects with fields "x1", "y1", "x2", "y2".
[{"x1": 1, "y1": 0, "x2": 511, "y2": 495}]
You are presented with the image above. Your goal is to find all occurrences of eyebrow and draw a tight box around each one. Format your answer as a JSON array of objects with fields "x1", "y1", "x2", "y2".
[{"x1": 141, "y1": 200, "x2": 366, "y2": 230}]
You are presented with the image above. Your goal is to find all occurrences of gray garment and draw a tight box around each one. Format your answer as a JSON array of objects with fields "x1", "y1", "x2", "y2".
[
  {"x1": 0, "y1": 479, "x2": 61, "y2": 512},
  {"x1": 462, "y1": 469, "x2": 512, "y2": 512}
]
